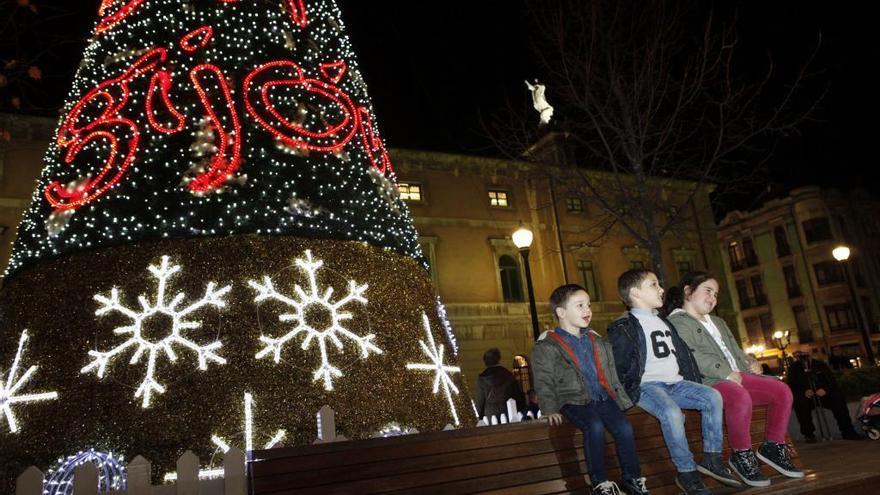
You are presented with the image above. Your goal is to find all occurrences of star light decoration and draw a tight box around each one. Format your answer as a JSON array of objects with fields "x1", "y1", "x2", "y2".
[
  {"x1": 212, "y1": 392, "x2": 286, "y2": 454},
  {"x1": 406, "y1": 313, "x2": 461, "y2": 426},
  {"x1": 0, "y1": 330, "x2": 58, "y2": 433},
  {"x1": 249, "y1": 249, "x2": 382, "y2": 391},
  {"x1": 81, "y1": 256, "x2": 231, "y2": 408}
]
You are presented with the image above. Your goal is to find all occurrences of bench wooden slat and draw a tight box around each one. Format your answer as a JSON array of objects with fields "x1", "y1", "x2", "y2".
[{"x1": 249, "y1": 406, "x2": 799, "y2": 495}]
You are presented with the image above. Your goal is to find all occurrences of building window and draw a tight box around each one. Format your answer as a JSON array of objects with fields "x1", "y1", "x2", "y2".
[
  {"x1": 793, "y1": 305, "x2": 813, "y2": 343},
  {"x1": 728, "y1": 241, "x2": 746, "y2": 271},
  {"x1": 782, "y1": 265, "x2": 801, "y2": 298},
  {"x1": 745, "y1": 316, "x2": 763, "y2": 345},
  {"x1": 577, "y1": 260, "x2": 600, "y2": 300},
  {"x1": 676, "y1": 260, "x2": 694, "y2": 279},
  {"x1": 512, "y1": 355, "x2": 531, "y2": 393},
  {"x1": 566, "y1": 197, "x2": 583, "y2": 212},
  {"x1": 630, "y1": 260, "x2": 646, "y2": 270},
  {"x1": 499, "y1": 255, "x2": 524, "y2": 302},
  {"x1": 774, "y1": 226, "x2": 791, "y2": 257},
  {"x1": 825, "y1": 303, "x2": 856, "y2": 332},
  {"x1": 802, "y1": 217, "x2": 833, "y2": 244},
  {"x1": 488, "y1": 190, "x2": 509, "y2": 207},
  {"x1": 813, "y1": 261, "x2": 845, "y2": 286},
  {"x1": 750, "y1": 275, "x2": 767, "y2": 306},
  {"x1": 742, "y1": 237, "x2": 759, "y2": 266},
  {"x1": 398, "y1": 182, "x2": 423, "y2": 202},
  {"x1": 759, "y1": 312, "x2": 775, "y2": 345},
  {"x1": 736, "y1": 279, "x2": 752, "y2": 309}
]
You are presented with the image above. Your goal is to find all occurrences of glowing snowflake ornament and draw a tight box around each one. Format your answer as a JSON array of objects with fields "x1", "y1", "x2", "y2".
[
  {"x1": 81, "y1": 256, "x2": 231, "y2": 408},
  {"x1": 406, "y1": 313, "x2": 462, "y2": 425},
  {"x1": 212, "y1": 392, "x2": 286, "y2": 453},
  {"x1": 249, "y1": 249, "x2": 381, "y2": 391},
  {"x1": 1, "y1": 330, "x2": 58, "y2": 433}
]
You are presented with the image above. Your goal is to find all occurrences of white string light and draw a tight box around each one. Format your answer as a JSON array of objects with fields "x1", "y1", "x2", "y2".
[
  {"x1": 212, "y1": 392, "x2": 286, "y2": 453},
  {"x1": 406, "y1": 313, "x2": 461, "y2": 425},
  {"x1": 81, "y1": 256, "x2": 231, "y2": 408},
  {"x1": 1, "y1": 330, "x2": 58, "y2": 433},
  {"x1": 249, "y1": 249, "x2": 381, "y2": 391}
]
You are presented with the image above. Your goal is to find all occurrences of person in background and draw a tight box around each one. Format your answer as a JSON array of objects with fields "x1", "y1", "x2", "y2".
[
  {"x1": 787, "y1": 344, "x2": 863, "y2": 442},
  {"x1": 475, "y1": 348, "x2": 525, "y2": 421}
]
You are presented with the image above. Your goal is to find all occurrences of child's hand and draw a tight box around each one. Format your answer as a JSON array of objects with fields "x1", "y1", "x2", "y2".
[
  {"x1": 727, "y1": 371, "x2": 743, "y2": 384},
  {"x1": 546, "y1": 413, "x2": 564, "y2": 426},
  {"x1": 748, "y1": 358, "x2": 762, "y2": 374}
]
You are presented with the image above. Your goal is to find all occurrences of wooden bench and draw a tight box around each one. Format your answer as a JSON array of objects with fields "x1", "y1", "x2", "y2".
[{"x1": 248, "y1": 406, "x2": 796, "y2": 495}]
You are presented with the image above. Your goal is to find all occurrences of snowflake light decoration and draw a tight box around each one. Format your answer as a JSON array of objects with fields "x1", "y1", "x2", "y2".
[
  {"x1": 249, "y1": 249, "x2": 381, "y2": 391},
  {"x1": 1, "y1": 329, "x2": 58, "y2": 433},
  {"x1": 212, "y1": 392, "x2": 286, "y2": 454},
  {"x1": 406, "y1": 313, "x2": 461, "y2": 425},
  {"x1": 81, "y1": 256, "x2": 231, "y2": 408}
]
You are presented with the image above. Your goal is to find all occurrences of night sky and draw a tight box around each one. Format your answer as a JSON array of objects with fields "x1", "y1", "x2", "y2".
[{"x1": 6, "y1": 1, "x2": 866, "y2": 213}]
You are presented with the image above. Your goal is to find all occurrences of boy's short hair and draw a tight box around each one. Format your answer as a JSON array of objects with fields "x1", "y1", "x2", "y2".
[
  {"x1": 549, "y1": 284, "x2": 588, "y2": 320},
  {"x1": 617, "y1": 268, "x2": 653, "y2": 307},
  {"x1": 483, "y1": 348, "x2": 501, "y2": 367}
]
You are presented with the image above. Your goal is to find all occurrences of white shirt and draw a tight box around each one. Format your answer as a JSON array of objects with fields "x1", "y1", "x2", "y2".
[
  {"x1": 632, "y1": 309, "x2": 682, "y2": 384},
  {"x1": 700, "y1": 315, "x2": 740, "y2": 372}
]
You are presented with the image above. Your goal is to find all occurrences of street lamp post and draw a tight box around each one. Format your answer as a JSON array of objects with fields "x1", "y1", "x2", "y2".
[
  {"x1": 513, "y1": 224, "x2": 541, "y2": 341},
  {"x1": 772, "y1": 329, "x2": 791, "y2": 371},
  {"x1": 832, "y1": 245, "x2": 875, "y2": 366}
]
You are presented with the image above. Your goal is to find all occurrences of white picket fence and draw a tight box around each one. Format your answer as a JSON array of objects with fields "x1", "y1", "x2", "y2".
[
  {"x1": 16, "y1": 448, "x2": 246, "y2": 495},
  {"x1": 15, "y1": 401, "x2": 537, "y2": 494},
  {"x1": 476, "y1": 397, "x2": 542, "y2": 426}
]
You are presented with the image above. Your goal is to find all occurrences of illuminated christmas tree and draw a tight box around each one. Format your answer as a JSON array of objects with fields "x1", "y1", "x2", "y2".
[{"x1": 0, "y1": 0, "x2": 472, "y2": 486}]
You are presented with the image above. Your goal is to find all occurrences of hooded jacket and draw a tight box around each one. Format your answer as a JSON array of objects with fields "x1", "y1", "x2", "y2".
[
  {"x1": 531, "y1": 328, "x2": 633, "y2": 415},
  {"x1": 667, "y1": 309, "x2": 751, "y2": 386}
]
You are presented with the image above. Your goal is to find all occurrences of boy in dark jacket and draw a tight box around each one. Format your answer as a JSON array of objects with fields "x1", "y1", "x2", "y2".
[
  {"x1": 608, "y1": 270, "x2": 738, "y2": 495},
  {"x1": 532, "y1": 284, "x2": 648, "y2": 495}
]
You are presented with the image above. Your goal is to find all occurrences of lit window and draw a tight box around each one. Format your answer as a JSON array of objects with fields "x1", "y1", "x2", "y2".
[
  {"x1": 398, "y1": 182, "x2": 422, "y2": 202},
  {"x1": 488, "y1": 190, "x2": 509, "y2": 207},
  {"x1": 566, "y1": 197, "x2": 583, "y2": 212}
]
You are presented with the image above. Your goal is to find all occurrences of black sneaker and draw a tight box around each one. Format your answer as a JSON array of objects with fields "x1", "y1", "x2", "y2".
[
  {"x1": 591, "y1": 480, "x2": 622, "y2": 495},
  {"x1": 696, "y1": 452, "x2": 741, "y2": 487},
  {"x1": 619, "y1": 476, "x2": 649, "y2": 494},
  {"x1": 675, "y1": 471, "x2": 711, "y2": 495},
  {"x1": 756, "y1": 441, "x2": 805, "y2": 478},
  {"x1": 729, "y1": 449, "x2": 771, "y2": 487}
]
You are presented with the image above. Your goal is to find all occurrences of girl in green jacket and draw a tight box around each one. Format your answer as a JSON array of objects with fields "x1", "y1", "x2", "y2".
[{"x1": 665, "y1": 271, "x2": 805, "y2": 487}]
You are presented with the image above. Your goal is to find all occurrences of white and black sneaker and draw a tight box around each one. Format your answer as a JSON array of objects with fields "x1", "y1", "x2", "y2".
[
  {"x1": 619, "y1": 476, "x2": 649, "y2": 494},
  {"x1": 592, "y1": 480, "x2": 622, "y2": 495},
  {"x1": 756, "y1": 441, "x2": 805, "y2": 478},
  {"x1": 729, "y1": 449, "x2": 771, "y2": 487}
]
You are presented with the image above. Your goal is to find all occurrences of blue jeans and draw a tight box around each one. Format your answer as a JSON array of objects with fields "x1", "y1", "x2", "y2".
[
  {"x1": 561, "y1": 400, "x2": 641, "y2": 483},
  {"x1": 637, "y1": 381, "x2": 723, "y2": 472}
]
